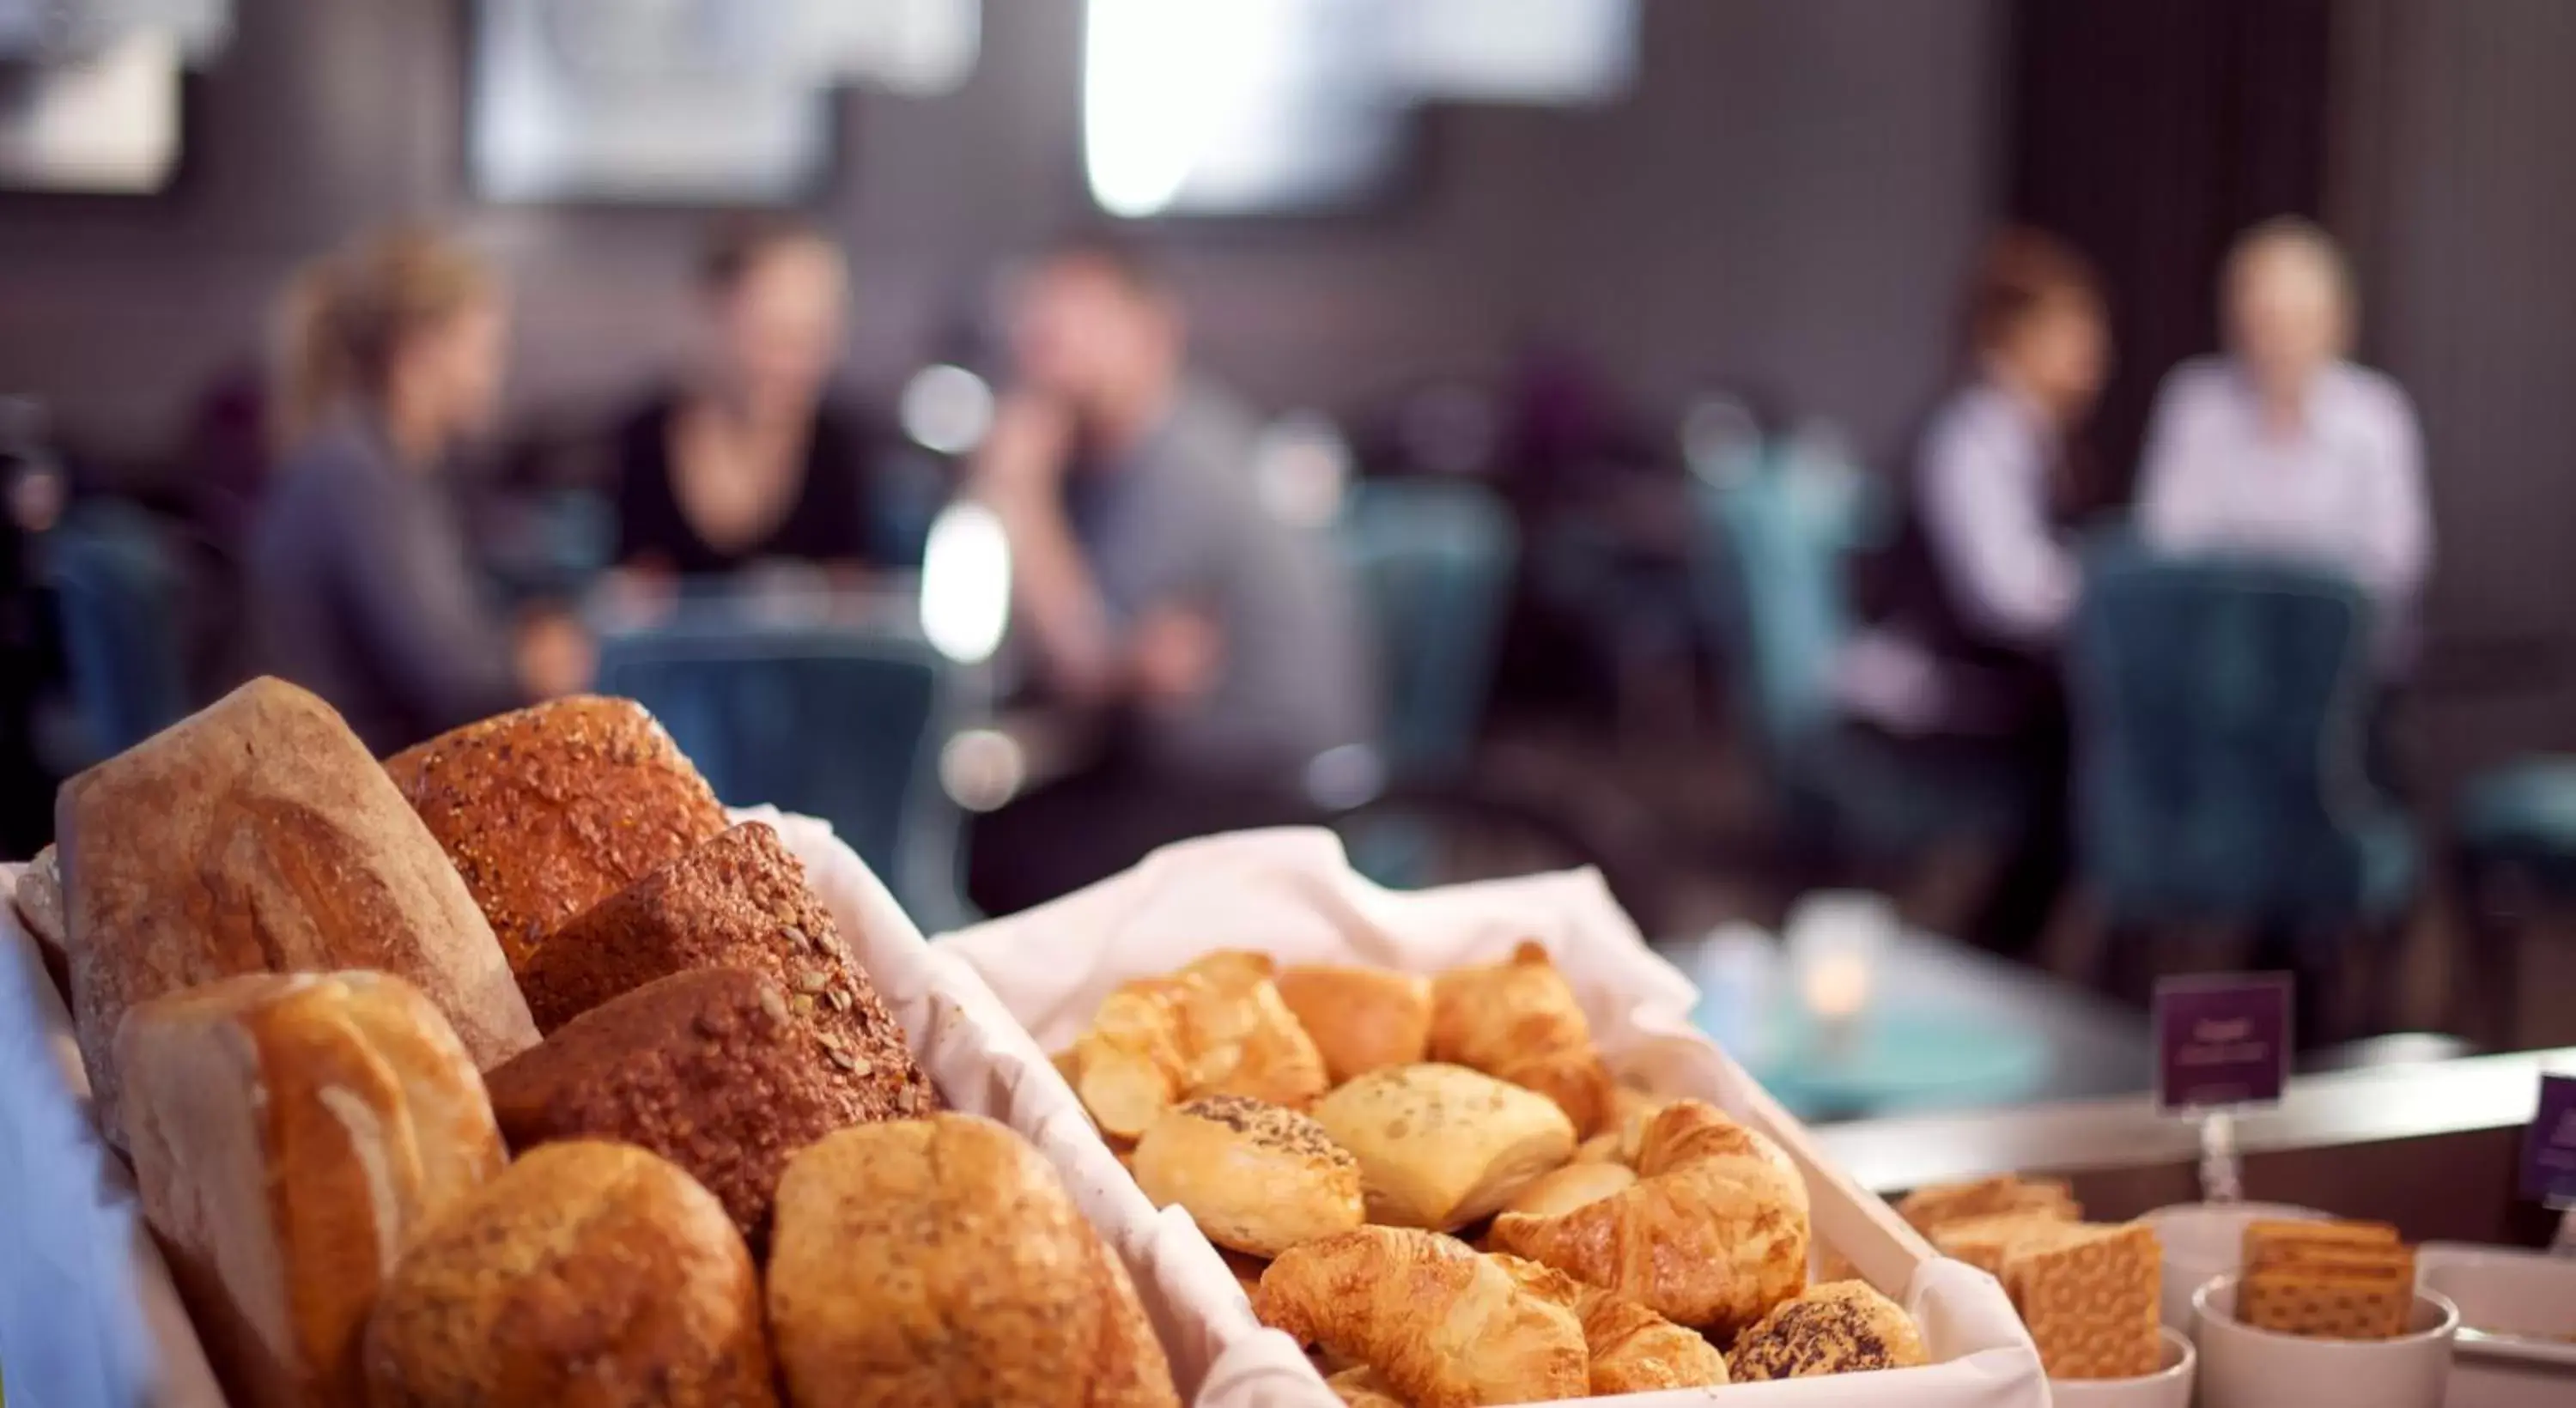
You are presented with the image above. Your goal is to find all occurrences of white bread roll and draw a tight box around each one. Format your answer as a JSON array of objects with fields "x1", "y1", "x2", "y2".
[{"x1": 1309, "y1": 1063, "x2": 1577, "y2": 1230}]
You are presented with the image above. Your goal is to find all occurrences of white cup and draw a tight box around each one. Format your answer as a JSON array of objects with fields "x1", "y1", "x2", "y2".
[
  {"x1": 2049, "y1": 1325, "x2": 2196, "y2": 1408},
  {"x1": 2192, "y1": 1275, "x2": 2458, "y2": 1408},
  {"x1": 2140, "y1": 1200, "x2": 2329, "y2": 1329}
]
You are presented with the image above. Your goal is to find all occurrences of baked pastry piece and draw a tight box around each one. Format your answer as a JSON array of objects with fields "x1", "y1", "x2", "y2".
[
  {"x1": 58, "y1": 677, "x2": 538, "y2": 1144},
  {"x1": 1273, "y1": 963, "x2": 1432, "y2": 1083},
  {"x1": 1429, "y1": 941, "x2": 1615, "y2": 1137},
  {"x1": 512, "y1": 822, "x2": 934, "y2": 1119},
  {"x1": 1070, "y1": 950, "x2": 1329, "y2": 1138},
  {"x1": 2007, "y1": 1222, "x2": 2163, "y2": 1375},
  {"x1": 1323, "y1": 1365, "x2": 1408, "y2": 1408},
  {"x1": 1255, "y1": 1227, "x2": 1589, "y2": 1408},
  {"x1": 766, "y1": 1114, "x2": 1179, "y2": 1408},
  {"x1": 384, "y1": 695, "x2": 729, "y2": 967},
  {"x1": 1130, "y1": 1095, "x2": 1364, "y2": 1258},
  {"x1": 1309, "y1": 1063, "x2": 1577, "y2": 1229},
  {"x1": 1728, "y1": 1280, "x2": 1928, "y2": 1381},
  {"x1": 118, "y1": 971, "x2": 506, "y2": 1408},
  {"x1": 1501, "y1": 1161, "x2": 1637, "y2": 1218},
  {"x1": 1490, "y1": 1098, "x2": 1807, "y2": 1337},
  {"x1": 1485, "y1": 1253, "x2": 1729, "y2": 1393},
  {"x1": 485, "y1": 967, "x2": 899, "y2": 1249},
  {"x1": 364, "y1": 1140, "x2": 775, "y2": 1408}
]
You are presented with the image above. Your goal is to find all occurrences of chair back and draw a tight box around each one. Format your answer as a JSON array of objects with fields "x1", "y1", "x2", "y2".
[
  {"x1": 2070, "y1": 542, "x2": 2410, "y2": 926},
  {"x1": 593, "y1": 618, "x2": 967, "y2": 929},
  {"x1": 43, "y1": 501, "x2": 189, "y2": 758},
  {"x1": 1338, "y1": 478, "x2": 1517, "y2": 783},
  {"x1": 1690, "y1": 448, "x2": 1867, "y2": 774}
]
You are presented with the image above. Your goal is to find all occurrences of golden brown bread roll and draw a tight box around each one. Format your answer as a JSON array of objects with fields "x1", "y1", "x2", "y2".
[
  {"x1": 1273, "y1": 964, "x2": 1432, "y2": 1083},
  {"x1": 1489, "y1": 1098, "x2": 1807, "y2": 1337},
  {"x1": 1323, "y1": 1365, "x2": 1408, "y2": 1408},
  {"x1": 1309, "y1": 1063, "x2": 1576, "y2": 1230},
  {"x1": 364, "y1": 1140, "x2": 775, "y2": 1408},
  {"x1": 1255, "y1": 1227, "x2": 1588, "y2": 1408},
  {"x1": 1131, "y1": 1095, "x2": 1364, "y2": 1258},
  {"x1": 513, "y1": 822, "x2": 933, "y2": 1109},
  {"x1": 1727, "y1": 1280, "x2": 1928, "y2": 1381},
  {"x1": 1500, "y1": 1161, "x2": 1637, "y2": 1219},
  {"x1": 1429, "y1": 941, "x2": 1615, "y2": 1137},
  {"x1": 1070, "y1": 950, "x2": 1328, "y2": 1138},
  {"x1": 766, "y1": 1114, "x2": 1179, "y2": 1408},
  {"x1": 485, "y1": 967, "x2": 904, "y2": 1250},
  {"x1": 118, "y1": 971, "x2": 506, "y2": 1408},
  {"x1": 384, "y1": 695, "x2": 730, "y2": 968},
  {"x1": 58, "y1": 677, "x2": 538, "y2": 1145},
  {"x1": 1483, "y1": 1254, "x2": 1729, "y2": 1394}
]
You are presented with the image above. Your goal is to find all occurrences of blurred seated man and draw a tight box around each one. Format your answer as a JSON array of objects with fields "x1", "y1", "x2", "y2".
[
  {"x1": 966, "y1": 236, "x2": 1371, "y2": 913},
  {"x1": 250, "y1": 228, "x2": 590, "y2": 754},
  {"x1": 2138, "y1": 218, "x2": 2430, "y2": 659}
]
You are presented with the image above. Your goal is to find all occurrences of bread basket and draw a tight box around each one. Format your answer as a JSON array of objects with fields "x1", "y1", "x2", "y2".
[{"x1": 940, "y1": 826, "x2": 2052, "y2": 1408}]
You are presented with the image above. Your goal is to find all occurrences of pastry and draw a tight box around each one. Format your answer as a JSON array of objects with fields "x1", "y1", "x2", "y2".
[
  {"x1": 1728, "y1": 1280, "x2": 1929, "y2": 1381},
  {"x1": 1255, "y1": 1227, "x2": 1589, "y2": 1408},
  {"x1": 1273, "y1": 964, "x2": 1433, "y2": 1083},
  {"x1": 1489, "y1": 1098, "x2": 1807, "y2": 1337},
  {"x1": 118, "y1": 971, "x2": 506, "y2": 1408},
  {"x1": 1501, "y1": 1162, "x2": 1637, "y2": 1219},
  {"x1": 384, "y1": 695, "x2": 729, "y2": 967},
  {"x1": 363, "y1": 1141, "x2": 775, "y2": 1407},
  {"x1": 1323, "y1": 1365, "x2": 1408, "y2": 1408},
  {"x1": 1130, "y1": 1095, "x2": 1364, "y2": 1258},
  {"x1": 766, "y1": 1114, "x2": 1179, "y2": 1408},
  {"x1": 1485, "y1": 1253, "x2": 1728, "y2": 1393},
  {"x1": 1070, "y1": 951, "x2": 1328, "y2": 1138},
  {"x1": 2006, "y1": 1222, "x2": 2163, "y2": 1375},
  {"x1": 511, "y1": 822, "x2": 933, "y2": 1114},
  {"x1": 484, "y1": 967, "x2": 901, "y2": 1249},
  {"x1": 57, "y1": 677, "x2": 538, "y2": 1144},
  {"x1": 1429, "y1": 941, "x2": 1615, "y2": 1137},
  {"x1": 1309, "y1": 1063, "x2": 1577, "y2": 1229}
]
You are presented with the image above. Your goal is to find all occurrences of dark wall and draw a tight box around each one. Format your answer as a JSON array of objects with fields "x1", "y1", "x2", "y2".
[{"x1": 0, "y1": 0, "x2": 2002, "y2": 475}]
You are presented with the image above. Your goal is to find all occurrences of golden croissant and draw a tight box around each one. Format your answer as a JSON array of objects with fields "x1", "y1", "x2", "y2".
[
  {"x1": 1486, "y1": 1254, "x2": 1729, "y2": 1394},
  {"x1": 1254, "y1": 1227, "x2": 1588, "y2": 1407},
  {"x1": 1430, "y1": 942, "x2": 1616, "y2": 1136},
  {"x1": 1488, "y1": 1099, "x2": 1808, "y2": 1338},
  {"x1": 1071, "y1": 951, "x2": 1328, "y2": 1138}
]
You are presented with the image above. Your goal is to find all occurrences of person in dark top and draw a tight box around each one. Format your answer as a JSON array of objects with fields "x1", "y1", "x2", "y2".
[
  {"x1": 249, "y1": 228, "x2": 591, "y2": 754},
  {"x1": 611, "y1": 217, "x2": 877, "y2": 591}
]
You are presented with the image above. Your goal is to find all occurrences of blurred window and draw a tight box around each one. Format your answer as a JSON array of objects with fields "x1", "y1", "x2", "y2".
[{"x1": 0, "y1": 0, "x2": 228, "y2": 194}]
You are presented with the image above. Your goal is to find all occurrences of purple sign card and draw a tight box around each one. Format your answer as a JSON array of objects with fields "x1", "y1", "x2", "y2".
[
  {"x1": 2520, "y1": 1073, "x2": 2576, "y2": 1206},
  {"x1": 2154, "y1": 974, "x2": 2293, "y2": 1113}
]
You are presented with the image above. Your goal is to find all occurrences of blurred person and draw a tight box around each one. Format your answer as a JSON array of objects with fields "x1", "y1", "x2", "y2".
[
  {"x1": 249, "y1": 228, "x2": 590, "y2": 754},
  {"x1": 611, "y1": 215, "x2": 881, "y2": 596},
  {"x1": 1844, "y1": 228, "x2": 2111, "y2": 956},
  {"x1": 966, "y1": 236, "x2": 1371, "y2": 912},
  {"x1": 2137, "y1": 218, "x2": 2430, "y2": 652}
]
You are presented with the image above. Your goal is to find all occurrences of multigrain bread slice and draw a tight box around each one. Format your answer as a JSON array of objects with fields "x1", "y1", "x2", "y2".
[{"x1": 383, "y1": 695, "x2": 729, "y2": 968}]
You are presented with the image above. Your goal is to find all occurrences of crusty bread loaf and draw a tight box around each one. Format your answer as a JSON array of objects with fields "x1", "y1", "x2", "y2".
[
  {"x1": 1309, "y1": 1063, "x2": 1577, "y2": 1230},
  {"x1": 118, "y1": 971, "x2": 507, "y2": 1408},
  {"x1": 364, "y1": 1140, "x2": 776, "y2": 1408},
  {"x1": 486, "y1": 967, "x2": 896, "y2": 1250},
  {"x1": 767, "y1": 1114, "x2": 1180, "y2": 1408},
  {"x1": 1273, "y1": 964, "x2": 1432, "y2": 1084},
  {"x1": 1131, "y1": 1095, "x2": 1364, "y2": 1258},
  {"x1": 384, "y1": 695, "x2": 729, "y2": 968},
  {"x1": 58, "y1": 677, "x2": 538, "y2": 1144},
  {"x1": 513, "y1": 822, "x2": 933, "y2": 1114}
]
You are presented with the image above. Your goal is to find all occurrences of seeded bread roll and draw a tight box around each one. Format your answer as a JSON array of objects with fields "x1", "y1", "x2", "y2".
[
  {"x1": 513, "y1": 822, "x2": 935, "y2": 1120},
  {"x1": 384, "y1": 696, "x2": 729, "y2": 968},
  {"x1": 1131, "y1": 1095, "x2": 1364, "y2": 1258},
  {"x1": 1727, "y1": 1281, "x2": 1928, "y2": 1381},
  {"x1": 364, "y1": 1140, "x2": 775, "y2": 1408},
  {"x1": 485, "y1": 967, "x2": 891, "y2": 1250}
]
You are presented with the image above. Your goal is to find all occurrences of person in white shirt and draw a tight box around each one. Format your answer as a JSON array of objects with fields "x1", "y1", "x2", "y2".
[{"x1": 2136, "y1": 218, "x2": 2431, "y2": 640}]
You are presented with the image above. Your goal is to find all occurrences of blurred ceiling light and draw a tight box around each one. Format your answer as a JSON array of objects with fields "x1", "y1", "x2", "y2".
[
  {"x1": 1385, "y1": 0, "x2": 1636, "y2": 105},
  {"x1": 939, "y1": 727, "x2": 1024, "y2": 812},
  {"x1": 918, "y1": 500, "x2": 1012, "y2": 665},
  {"x1": 0, "y1": 28, "x2": 182, "y2": 193},
  {"x1": 898, "y1": 363, "x2": 996, "y2": 457},
  {"x1": 794, "y1": 0, "x2": 980, "y2": 94}
]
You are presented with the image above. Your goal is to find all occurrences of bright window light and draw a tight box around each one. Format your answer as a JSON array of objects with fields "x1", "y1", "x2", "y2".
[{"x1": 918, "y1": 501, "x2": 1012, "y2": 665}]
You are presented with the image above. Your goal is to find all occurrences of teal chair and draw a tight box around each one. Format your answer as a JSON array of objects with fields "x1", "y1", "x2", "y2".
[
  {"x1": 42, "y1": 501, "x2": 191, "y2": 762},
  {"x1": 1336, "y1": 478, "x2": 1518, "y2": 785},
  {"x1": 594, "y1": 618, "x2": 971, "y2": 933},
  {"x1": 2454, "y1": 757, "x2": 2576, "y2": 1041},
  {"x1": 2069, "y1": 543, "x2": 2415, "y2": 1009}
]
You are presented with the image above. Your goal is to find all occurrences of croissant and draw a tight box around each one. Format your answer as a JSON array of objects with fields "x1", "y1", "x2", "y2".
[
  {"x1": 1430, "y1": 942, "x2": 1615, "y2": 1136},
  {"x1": 1485, "y1": 1254, "x2": 1730, "y2": 1394},
  {"x1": 1323, "y1": 1366, "x2": 1408, "y2": 1408},
  {"x1": 1070, "y1": 952, "x2": 1329, "y2": 1138},
  {"x1": 1254, "y1": 1227, "x2": 1588, "y2": 1408},
  {"x1": 1488, "y1": 1099, "x2": 1808, "y2": 1338}
]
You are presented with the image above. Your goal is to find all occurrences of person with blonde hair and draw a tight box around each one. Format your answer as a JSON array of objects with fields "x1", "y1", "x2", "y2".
[
  {"x1": 249, "y1": 226, "x2": 587, "y2": 751},
  {"x1": 2136, "y1": 217, "x2": 2430, "y2": 649}
]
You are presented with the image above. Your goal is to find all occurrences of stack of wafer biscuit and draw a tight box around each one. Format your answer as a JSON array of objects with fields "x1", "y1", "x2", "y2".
[
  {"x1": 2238, "y1": 1220, "x2": 2415, "y2": 1340},
  {"x1": 1901, "y1": 1174, "x2": 2162, "y2": 1379},
  {"x1": 1896, "y1": 1173, "x2": 2081, "y2": 1235}
]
